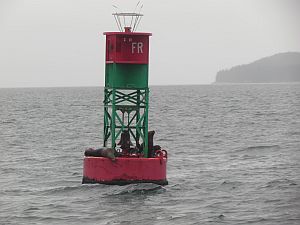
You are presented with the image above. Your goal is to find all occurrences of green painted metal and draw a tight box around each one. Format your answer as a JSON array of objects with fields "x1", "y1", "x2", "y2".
[
  {"x1": 105, "y1": 64, "x2": 148, "y2": 89},
  {"x1": 143, "y1": 88, "x2": 149, "y2": 157},
  {"x1": 103, "y1": 87, "x2": 149, "y2": 157}
]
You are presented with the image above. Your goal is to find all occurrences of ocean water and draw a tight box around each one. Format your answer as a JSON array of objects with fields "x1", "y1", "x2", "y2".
[{"x1": 0, "y1": 84, "x2": 299, "y2": 225}]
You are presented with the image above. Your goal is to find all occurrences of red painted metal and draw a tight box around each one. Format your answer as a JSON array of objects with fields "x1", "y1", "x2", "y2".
[
  {"x1": 82, "y1": 156, "x2": 167, "y2": 185},
  {"x1": 104, "y1": 32, "x2": 151, "y2": 64}
]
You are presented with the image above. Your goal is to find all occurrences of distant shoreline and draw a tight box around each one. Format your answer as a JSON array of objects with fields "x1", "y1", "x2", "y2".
[{"x1": 215, "y1": 52, "x2": 300, "y2": 83}]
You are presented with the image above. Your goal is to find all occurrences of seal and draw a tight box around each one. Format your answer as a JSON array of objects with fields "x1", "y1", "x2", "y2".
[
  {"x1": 147, "y1": 131, "x2": 161, "y2": 157},
  {"x1": 139, "y1": 130, "x2": 161, "y2": 157},
  {"x1": 117, "y1": 130, "x2": 133, "y2": 151},
  {"x1": 84, "y1": 147, "x2": 116, "y2": 161}
]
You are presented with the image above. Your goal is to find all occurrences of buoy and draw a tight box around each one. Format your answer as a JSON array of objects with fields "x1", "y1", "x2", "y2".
[{"x1": 82, "y1": 11, "x2": 168, "y2": 185}]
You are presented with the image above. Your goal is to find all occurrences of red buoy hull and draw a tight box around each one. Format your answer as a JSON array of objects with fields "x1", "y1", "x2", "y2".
[{"x1": 82, "y1": 157, "x2": 168, "y2": 185}]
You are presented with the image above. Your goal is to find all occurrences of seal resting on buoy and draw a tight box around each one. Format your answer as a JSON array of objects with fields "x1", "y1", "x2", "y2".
[
  {"x1": 84, "y1": 147, "x2": 116, "y2": 161},
  {"x1": 139, "y1": 130, "x2": 161, "y2": 157},
  {"x1": 117, "y1": 130, "x2": 133, "y2": 151}
]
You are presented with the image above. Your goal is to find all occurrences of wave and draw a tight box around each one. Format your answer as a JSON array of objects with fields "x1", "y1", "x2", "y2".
[
  {"x1": 1, "y1": 120, "x2": 16, "y2": 124},
  {"x1": 264, "y1": 178, "x2": 297, "y2": 188},
  {"x1": 37, "y1": 184, "x2": 99, "y2": 195},
  {"x1": 104, "y1": 183, "x2": 166, "y2": 196},
  {"x1": 236, "y1": 145, "x2": 280, "y2": 152},
  {"x1": 219, "y1": 180, "x2": 244, "y2": 190}
]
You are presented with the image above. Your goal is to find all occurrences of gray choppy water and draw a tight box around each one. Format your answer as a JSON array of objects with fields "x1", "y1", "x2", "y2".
[{"x1": 0, "y1": 84, "x2": 299, "y2": 225}]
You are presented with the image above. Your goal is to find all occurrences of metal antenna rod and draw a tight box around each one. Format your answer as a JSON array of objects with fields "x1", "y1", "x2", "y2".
[
  {"x1": 116, "y1": 15, "x2": 123, "y2": 31},
  {"x1": 135, "y1": 14, "x2": 142, "y2": 31},
  {"x1": 123, "y1": 14, "x2": 126, "y2": 28},
  {"x1": 130, "y1": 1, "x2": 140, "y2": 28},
  {"x1": 112, "y1": 5, "x2": 122, "y2": 31},
  {"x1": 113, "y1": 5, "x2": 124, "y2": 32},
  {"x1": 132, "y1": 14, "x2": 140, "y2": 31},
  {"x1": 132, "y1": 16, "x2": 139, "y2": 31},
  {"x1": 113, "y1": 14, "x2": 122, "y2": 31},
  {"x1": 134, "y1": 5, "x2": 144, "y2": 31},
  {"x1": 133, "y1": 4, "x2": 143, "y2": 31}
]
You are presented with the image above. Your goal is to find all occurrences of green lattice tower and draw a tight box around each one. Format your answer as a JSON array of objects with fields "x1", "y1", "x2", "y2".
[{"x1": 103, "y1": 25, "x2": 151, "y2": 157}]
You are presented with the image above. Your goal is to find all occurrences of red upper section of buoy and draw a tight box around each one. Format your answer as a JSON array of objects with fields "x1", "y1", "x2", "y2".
[{"x1": 104, "y1": 31, "x2": 152, "y2": 64}]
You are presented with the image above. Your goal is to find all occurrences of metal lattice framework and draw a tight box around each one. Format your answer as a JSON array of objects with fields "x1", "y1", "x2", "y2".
[
  {"x1": 103, "y1": 87, "x2": 149, "y2": 156},
  {"x1": 112, "y1": 1, "x2": 144, "y2": 32},
  {"x1": 112, "y1": 12, "x2": 143, "y2": 32}
]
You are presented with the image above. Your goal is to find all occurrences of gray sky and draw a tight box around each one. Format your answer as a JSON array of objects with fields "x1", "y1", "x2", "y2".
[{"x1": 0, "y1": 0, "x2": 299, "y2": 87}]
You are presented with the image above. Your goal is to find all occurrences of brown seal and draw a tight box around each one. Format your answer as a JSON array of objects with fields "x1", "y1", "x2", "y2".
[
  {"x1": 84, "y1": 147, "x2": 116, "y2": 161},
  {"x1": 138, "y1": 131, "x2": 161, "y2": 157}
]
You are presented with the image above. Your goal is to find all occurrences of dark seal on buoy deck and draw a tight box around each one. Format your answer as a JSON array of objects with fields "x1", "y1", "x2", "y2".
[{"x1": 84, "y1": 147, "x2": 116, "y2": 161}]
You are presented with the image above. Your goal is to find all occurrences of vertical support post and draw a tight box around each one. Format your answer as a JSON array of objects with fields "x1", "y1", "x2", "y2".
[
  {"x1": 143, "y1": 88, "x2": 149, "y2": 157},
  {"x1": 111, "y1": 88, "x2": 116, "y2": 148},
  {"x1": 103, "y1": 88, "x2": 109, "y2": 147},
  {"x1": 136, "y1": 90, "x2": 141, "y2": 147}
]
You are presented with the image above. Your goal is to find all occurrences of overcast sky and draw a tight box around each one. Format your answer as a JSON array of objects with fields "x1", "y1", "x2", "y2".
[{"x1": 0, "y1": 0, "x2": 299, "y2": 87}]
